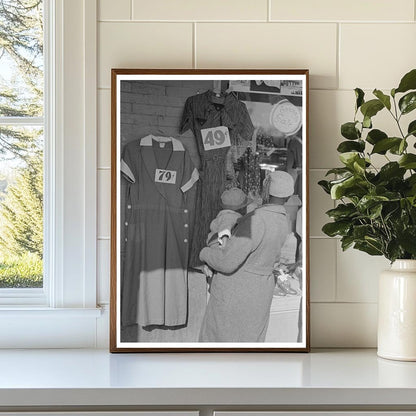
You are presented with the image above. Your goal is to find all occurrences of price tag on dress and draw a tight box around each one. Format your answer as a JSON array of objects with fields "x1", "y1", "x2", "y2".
[
  {"x1": 155, "y1": 169, "x2": 177, "y2": 184},
  {"x1": 201, "y1": 126, "x2": 231, "y2": 151}
]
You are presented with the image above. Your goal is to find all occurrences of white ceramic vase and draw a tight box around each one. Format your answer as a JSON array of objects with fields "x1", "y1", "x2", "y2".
[{"x1": 378, "y1": 259, "x2": 416, "y2": 361}]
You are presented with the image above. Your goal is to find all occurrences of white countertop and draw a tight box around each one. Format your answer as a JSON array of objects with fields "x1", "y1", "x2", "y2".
[{"x1": 0, "y1": 348, "x2": 416, "y2": 408}]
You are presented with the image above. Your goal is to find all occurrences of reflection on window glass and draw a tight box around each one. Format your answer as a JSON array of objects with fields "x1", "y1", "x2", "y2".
[{"x1": 0, "y1": 0, "x2": 44, "y2": 289}]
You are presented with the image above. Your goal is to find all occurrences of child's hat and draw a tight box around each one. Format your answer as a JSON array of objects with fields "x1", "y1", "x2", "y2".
[
  {"x1": 269, "y1": 171, "x2": 295, "y2": 198},
  {"x1": 221, "y1": 188, "x2": 253, "y2": 210}
]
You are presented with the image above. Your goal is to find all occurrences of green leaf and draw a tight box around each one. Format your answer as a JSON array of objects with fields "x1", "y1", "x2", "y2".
[
  {"x1": 377, "y1": 162, "x2": 406, "y2": 181},
  {"x1": 371, "y1": 137, "x2": 402, "y2": 154},
  {"x1": 389, "y1": 139, "x2": 407, "y2": 155},
  {"x1": 318, "y1": 180, "x2": 331, "y2": 194},
  {"x1": 405, "y1": 175, "x2": 416, "y2": 197},
  {"x1": 325, "y1": 167, "x2": 352, "y2": 176},
  {"x1": 407, "y1": 196, "x2": 416, "y2": 207},
  {"x1": 357, "y1": 195, "x2": 389, "y2": 211},
  {"x1": 339, "y1": 152, "x2": 360, "y2": 166},
  {"x1": 326, "y1": 203, "x2": 356, "y2": 219},
  {"x1": 341, "y1": 122, "x2": 360, "y2": 140},
  {"x1": 330, "y1": 175, "x2": 365, "y2": 200},
  {"x1": 322, "y1": 221, "x2": 351, "y2": 237},
  {"x1": 353, "y1": 224, "x2": 374, "y2": 240},
  {"x1": 410, "y1": 206, "x2": 416, "y2": 221},
  {"x1": 386, "y1": 240, "x2": 403, "y2": 263},
  {"x1": 369, "y1": 203, "x2": 383, "y2": 220},
  {"x1": 399, "y1": 139, "x2": 407, "y2": 154},
  {"x1": 366, "y1": 129, "x2": 388, "y2": 145},
  {"x1": 341, "y1": 235, "x2": 355, "y2": 251},
  {"x1": 365, "y1": 236, "x2": 384, "y2": 250},
  {"x1": 399, "y1": 92, "x2": 416, "y2": 115},
  {"x1": 329, "y1": 175, "x2": 354, "y2": 185},
  {"x1": 398, "y1": 227, "x2": 416, "y2": 255},
  {"x1": 360, "y1": 99, "x2": 384, "y2": 119},
  {"x1": 405, "y1": 175, "x2": 416, "y2": 196},
  {"x1": 353, "y1": 158, "x2": 366, "y2": 174},
  {"x1": 395, "y1": 69, "x2": 416, "y2": 94},
  {"x1": 354, "y1": 241, "x2": 383, "y2": 256},
  {"x1": 384, "y1": 204, "x2": 400, "y2": 222},
  {"x1": 373, "y1": 89, "x2": 391, "y2": 110},
  {"x1": 355, "y1": 88, "x2": 365, "y2": 110},
  {"x1": 408, "y1": 120, "x2": 416, "y2": 138},
  {"x1": 337, "y1": 140, "x2": 365, "y2": 153},
  {"x1": 330, "y1": 176, "x2": 354, "y2": 200},
  {"x1": 362, "y1": 116, "x2": 372, "y2": 129},
  {"x1": 399, "y1": 154, "x2": 416, "y2": 169}
]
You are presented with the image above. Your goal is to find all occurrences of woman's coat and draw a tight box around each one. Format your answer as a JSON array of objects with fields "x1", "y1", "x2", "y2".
[{"x1": 199, "y1": 204, "x2": 290, "y2": 342}]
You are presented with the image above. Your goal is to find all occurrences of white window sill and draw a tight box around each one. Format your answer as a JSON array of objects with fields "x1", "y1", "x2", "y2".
[
  {"x1": 0, "y1": 306, "x2": 102, "y2": 316},
  {"x1": 0, "y1": 307, "x2": 104, "y2": 348},
  {"x1": 0, "y1": 349, "x2": 415, "y2": 410}
]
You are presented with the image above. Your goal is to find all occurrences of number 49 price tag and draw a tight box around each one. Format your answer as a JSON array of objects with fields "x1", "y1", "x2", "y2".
[
  {"x1": 201, "y1": 126, "x2": 231, "y2": 151},
  {"x1": 155, "y1": 169, "x2": 177, "y2": 184}
]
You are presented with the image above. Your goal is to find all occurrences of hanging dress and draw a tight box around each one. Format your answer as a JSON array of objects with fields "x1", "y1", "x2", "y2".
[
  {"x1": 179, "y1": 90, "x2": 254, "y2": 267},
  {"x1": 121, "y1": 135, "x2": 199, "y2": 328}
]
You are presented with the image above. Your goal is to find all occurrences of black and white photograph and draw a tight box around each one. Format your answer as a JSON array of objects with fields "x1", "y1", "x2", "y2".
[{"x1": 110, "y1": 70, "x2": 309, "y2": 352}]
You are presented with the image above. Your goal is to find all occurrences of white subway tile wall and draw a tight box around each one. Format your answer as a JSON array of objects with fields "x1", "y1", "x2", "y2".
[
  {"x1": 98, "y1": 22, "x2": 193, "y2": 88},
  {"x1": 97, "y1": 169, "x2": 111, "y2": 239},
  {"x1": 339, "y1": 24, "x2": 416, "y2": 90},
  {"x1": 97, "y1": 0, "x2": 416, "y2": 347},
  {"x1": 98, "y1": 89, "x2": 111, "y2": 168},
  {"x1": 311, "y1": 303, "x2": 378, "y2": 347},
  {"x1": 132, "y1": 0, "x2": 269, "y2": 21},
  {"x1": 196, "y1": 23, "x2": 338, "y2": 89},
  {"x1": 270, "y1": 0, "x2": 414, "y2": 22},
  {"x1": 310, "y1": 239, "x2": 336, "y2": 302},
  {"x1": 99, "y1": 0, "x2": 131, "y2": 20},
  {"x1": 97, "y1": 239, "x2": 110, "y2": 305},
  {"x1": 336, "y1": 246, "x2": 390, "y2": 303}
]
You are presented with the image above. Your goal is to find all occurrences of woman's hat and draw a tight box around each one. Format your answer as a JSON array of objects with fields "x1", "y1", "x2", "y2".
[
  {"x1": 269, "y1": 171, "x2": 295, "y2": 198},
  {"x1": 221, "y1": 188, "x2": 253, "y2": 210}
]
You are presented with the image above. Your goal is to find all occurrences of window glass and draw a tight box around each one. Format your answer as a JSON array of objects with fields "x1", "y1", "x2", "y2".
[
  {"x1": 0, "y1": 0, "x2": 44, "y2": 289},
  {"x1": 0, "y1": 0, "x2": 43, "y2": 116}
]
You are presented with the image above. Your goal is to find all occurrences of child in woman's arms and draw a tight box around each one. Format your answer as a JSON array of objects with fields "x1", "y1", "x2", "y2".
[{"x1": 203, "y1": 187, "x2": 252, "y2": 277}]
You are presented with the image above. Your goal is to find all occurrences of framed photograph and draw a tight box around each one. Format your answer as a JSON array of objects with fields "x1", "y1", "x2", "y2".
[{"x1": 110, "y1": 69, "x2": 310, "y2": 352}]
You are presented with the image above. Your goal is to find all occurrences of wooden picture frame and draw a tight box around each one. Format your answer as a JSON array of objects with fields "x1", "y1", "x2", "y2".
[{"x1": 110, "y1": 69, "x2": 310, "y2": 352}]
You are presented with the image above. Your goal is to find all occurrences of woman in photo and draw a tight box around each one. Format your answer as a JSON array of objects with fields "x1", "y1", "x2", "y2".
[{"x1": 199, "y1": 171, "x2": 294, "y2": 342}]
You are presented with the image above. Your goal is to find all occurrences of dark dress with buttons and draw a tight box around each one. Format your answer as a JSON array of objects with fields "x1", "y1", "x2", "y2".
[
  {"x1": 121, "y1": 135, "x2": 199, "y2": 328},
  {"x1": 180, "y1": 90, "x2": 254, "y2": 267}
]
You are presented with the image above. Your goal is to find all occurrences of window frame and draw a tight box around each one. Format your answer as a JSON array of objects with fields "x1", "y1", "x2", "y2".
[{"x1": 0, "y1": 0, "x2": 100, "y2": 348}]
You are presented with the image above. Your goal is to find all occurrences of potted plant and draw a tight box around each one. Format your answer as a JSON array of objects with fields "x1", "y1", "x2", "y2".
[{"x1": 319, "y1": 68, "x2": 416, "y2": 361}]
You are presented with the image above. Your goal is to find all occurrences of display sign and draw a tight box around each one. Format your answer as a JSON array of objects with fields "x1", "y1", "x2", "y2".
[
  {"x1": 155, "y1": 169, "x2": 177, "y2": 184},
  {"x1": 201, "y1": 126, "x2": 231, "y2": 151}
]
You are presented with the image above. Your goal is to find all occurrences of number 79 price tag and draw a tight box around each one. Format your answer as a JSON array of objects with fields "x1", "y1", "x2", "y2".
[
  {"x1": 155, "y1": 169, "x2": 177, "y2": 184},
  {"x1": 201, "y1": 126, "x2": 231, "y2": 151}
]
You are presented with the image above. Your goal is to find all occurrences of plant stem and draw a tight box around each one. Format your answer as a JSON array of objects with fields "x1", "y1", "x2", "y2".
[{"x1": 390, "y1": 97, "x2": 406, "y2": 139}]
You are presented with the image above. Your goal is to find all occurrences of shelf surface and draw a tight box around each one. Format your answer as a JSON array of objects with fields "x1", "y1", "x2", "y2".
[{"x1": 0, "y1": 348, "x2": 416, "y2": 407}]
